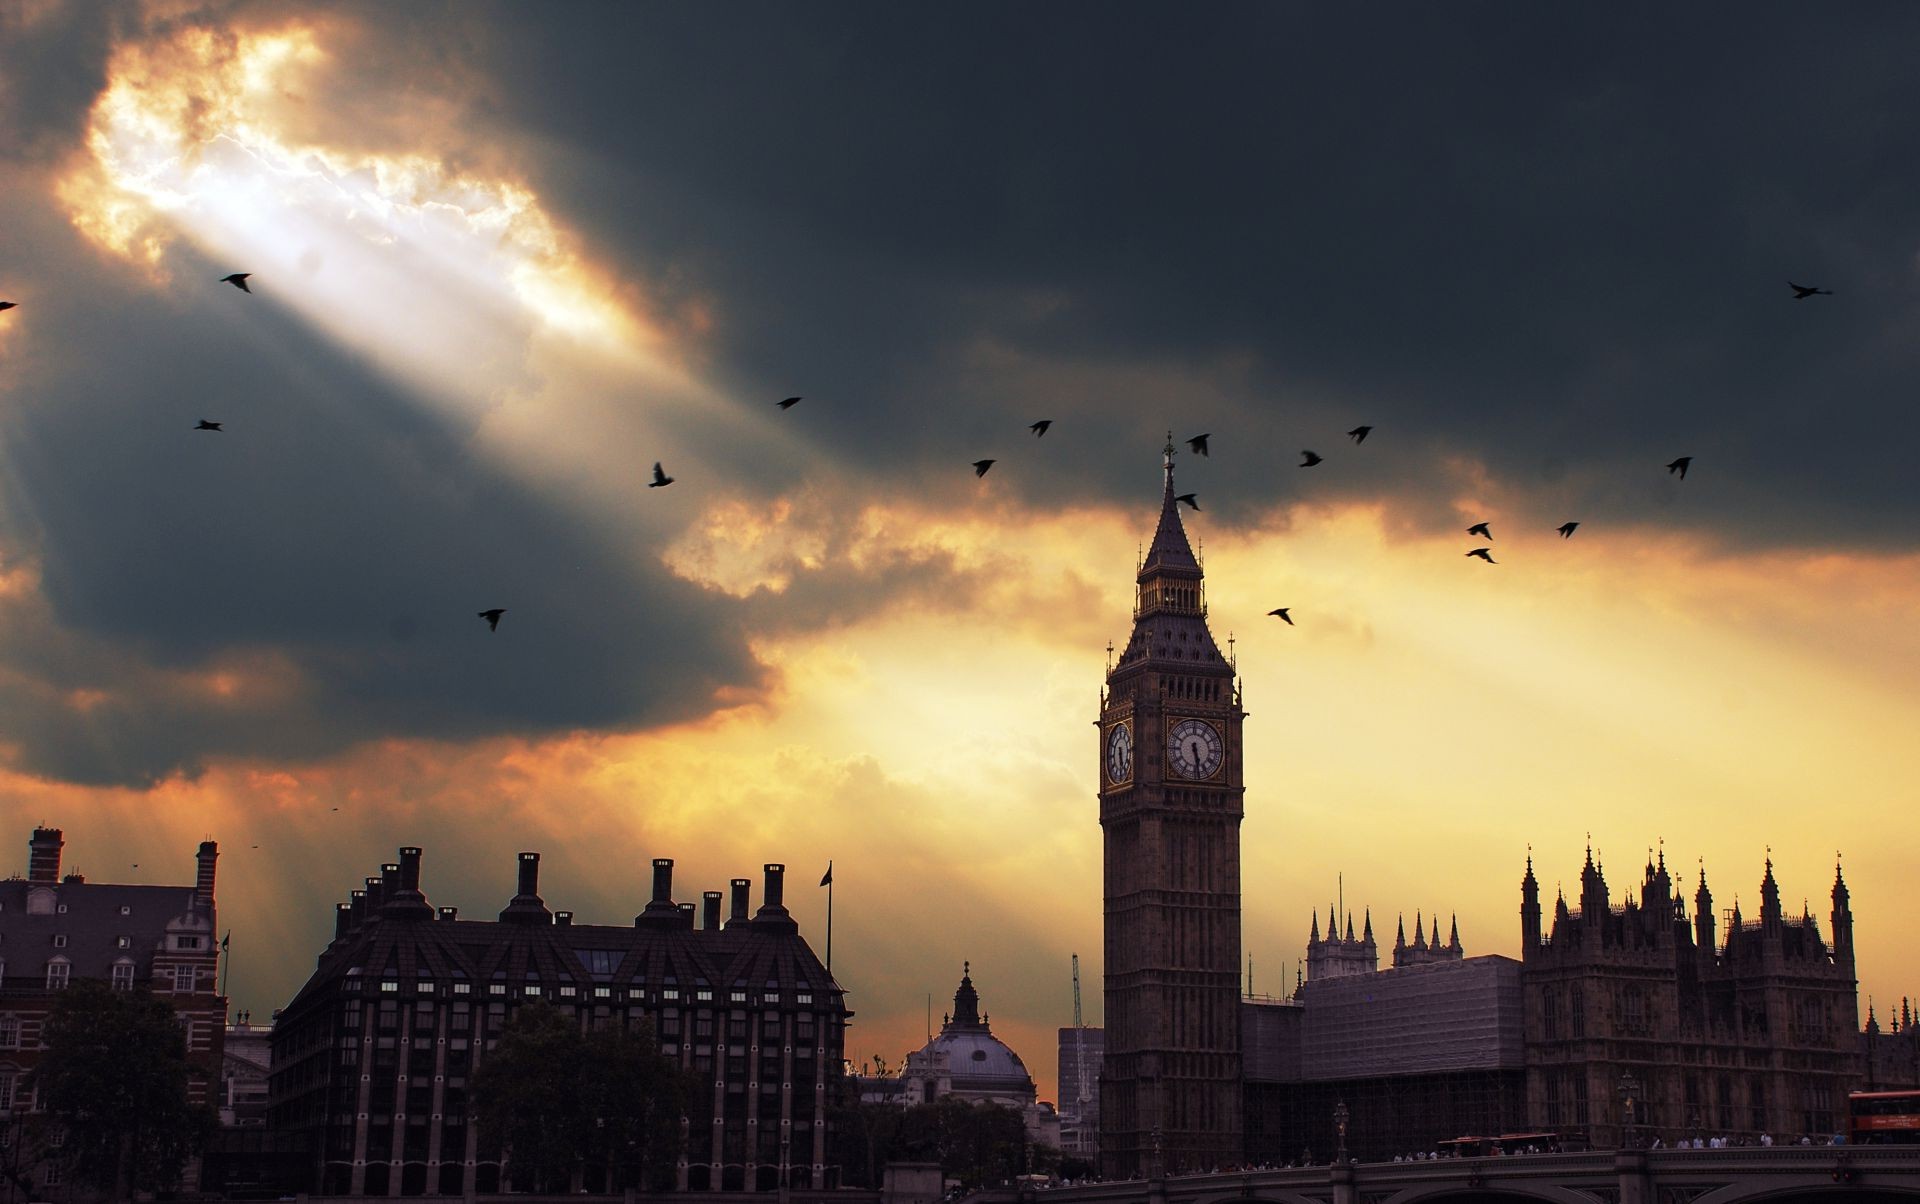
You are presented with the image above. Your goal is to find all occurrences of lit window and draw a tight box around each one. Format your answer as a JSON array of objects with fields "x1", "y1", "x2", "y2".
[
  {"x1": 488, "y1": 984, "x2": 505, "y2": 996},
  {"x1": 697, "y1": 989, "x2": 714, "y2": 1002},
  {"x1": 731, "y1": 991, "x2": 748, "y2": 1003},
  {"x1": 594, "y1": 986, "x2": 611, "y2": 999},
  {"x1": 452, "y1": 982, "x2": 470, "y2": 995},
  {"x1": 111, "y1": 962, "x2": 135, "y2": 991},
  {"x1": 380, "y1": 981, "x2": 398, "y2": 993},
  {"x1": 523, "y1": 985, "x2": 541, "y2": 997},
  {"x1": 46, "y1": 961, "x2": 70, "y2": 990},
  {"x1": 119, "y1": 905, "x2": 130, "y2": 916},
  {"x1": 797, "y1": 994, "x2": 812, "y2": 1005},
  {"x1": 559, "y1": 986, "x2": 575, "y2": 998}
]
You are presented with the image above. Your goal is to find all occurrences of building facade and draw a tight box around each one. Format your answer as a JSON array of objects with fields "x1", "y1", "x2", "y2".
[
  {"x1": 1521, "y1": 847, "x2": 1861, "y2": 1145},
  {"x1": 1056, "y1": 1024, "x2": 1103, "y2": 1162},
  {"x1": 1098, "y1": 438, "x2": 1246, "y2": 1177},
  {"x1": 267, "y1": 848, "x2": 847, "y2": 1196},
  {"x1": 0, "y1": 827, "x2": 227, "y2": 1194}
]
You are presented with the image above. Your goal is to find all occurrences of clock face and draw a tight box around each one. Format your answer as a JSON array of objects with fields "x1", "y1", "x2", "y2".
[
  {"x1": 1166, "y1": 718, "x2": 1224, "y2": 780},
  {"x1": 1105, "y1": 722, "x2": 1133, "y2": 785}
]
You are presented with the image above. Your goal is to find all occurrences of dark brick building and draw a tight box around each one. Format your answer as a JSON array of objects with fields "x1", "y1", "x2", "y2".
[
  {"x1": 1521, "y1": 847, "x2": 1860, "y2": 1144},
  {"x1": 268, "y1": 846, "x2": 847, "y2": 1195},
  {"x1": 0, "y1": 826, "x2": 227, "y2": 1194}
]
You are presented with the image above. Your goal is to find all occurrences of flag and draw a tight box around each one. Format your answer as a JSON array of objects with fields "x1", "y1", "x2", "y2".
[
  {"x1": 221, "y1": 930, "x2": 230, "y2": 952},
  {"x1": 819, "y1": 861, "x2": 833, "y2": 887}
]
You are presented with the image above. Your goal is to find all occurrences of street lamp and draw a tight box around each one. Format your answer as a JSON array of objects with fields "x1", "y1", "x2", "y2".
[
  {"x1": 1617, "y1": 1071, "x2": 1642, "y2": 1150},
  {"x1": 1333, "y1": 1100, "x2": 1350, "y2": 1165}
]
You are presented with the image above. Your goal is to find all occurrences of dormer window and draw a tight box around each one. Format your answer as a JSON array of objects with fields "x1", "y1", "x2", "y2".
[
  {"x1": 46, "y1": 960, "x2": 70, "y2": 990},
  {"x1": 111, "y1": 962, "x2": 135, "y2": 991},
  {"x1": 176, "y1": 935, "x2": 202, "y2": 950},
  {"x1": 120, "y1": 905, "x2": 130, "y2": 916}
]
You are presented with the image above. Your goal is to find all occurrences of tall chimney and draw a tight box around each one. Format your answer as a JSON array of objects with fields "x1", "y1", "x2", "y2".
[
  {"x1": 349, "y1": 889, "x2": 367, "y2": 929},
  {"x1": 555, "y1": 910, "x2": 574, "y2": 927},
  {"x1": 334, "y1": 902, "x2": 353, "y2": 941},
  {"x1": 28, "y1": 828, "x2": 63, "y2": 884},
  {"x1": 677, "y1": 901, "x2": 696, "y2": 928},
  {"x1": 703, "y1": 891, "x2": 723, "y2": 930},
  {"x1": 383, "y1": 847, "x2": 432, "y2": 919},
  {"x1": 398, "y1": 847, "x2": 422, "y2": 892},
  {"x1": 438, "y1": 906, "x2": 458, "y2": 922},
  {"x1": 364, "y1": 875, "x2": 385, "y2": 913},
  {"x1": 652, "y1": 859, "x2": 674, "y2": 904},
  {"x1": 753, "y1": 864, "x2": 796, "y2": 931},
  {"x1": 499, "y1": 851, "x2": 552, "y2": 924},
  {"x1": 195, "y1": 840, "x2": 218, "y2": 910},
  {"x1": 728, "y1": 878, "x2": 752, "y2": 927},
  {"x1": 380, "y1": 862, "x2": 400, "y2": 894}
]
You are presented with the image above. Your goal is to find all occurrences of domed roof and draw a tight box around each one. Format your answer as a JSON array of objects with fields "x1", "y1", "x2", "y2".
[
  {"x1": 910, "y1": 963, "x2": 1036, "y2": 1097},
  {"x1": 922, "y1": 1028, "x2": 1032, "y2": 1089}
]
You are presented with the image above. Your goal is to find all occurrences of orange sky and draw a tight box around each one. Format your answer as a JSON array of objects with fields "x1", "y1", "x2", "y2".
[{"x1": 3, "y1": 7, "x2": 1918, "y2": 1110}]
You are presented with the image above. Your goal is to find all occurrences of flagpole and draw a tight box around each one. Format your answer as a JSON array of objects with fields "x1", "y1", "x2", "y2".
[
  {"x1": 819, "y1": 861, "x2": 834, "y2": 980},
  {"x1": 221, "y1": 930, "x2": 231, "y2": 1000}
]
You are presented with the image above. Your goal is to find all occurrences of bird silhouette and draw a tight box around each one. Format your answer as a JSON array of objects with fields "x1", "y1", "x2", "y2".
[
  {"x1": 195, "y1": 420, "x2": 223, "y2": 431},
  {"x1": 1030, "y1": 420, "x2": 1052, "y2": 437},
  {"x1": 1558, "y1": 522, "x2": 1580, "y2": 538},
  {"x1": 220, "y1": 273, "x2": 252, "y2": 293},
  {"x1": 478, "y1": 609, "x2": 505, "y2": 631},
  {"x1": 1268, "y1": 607, "x2": 1293, "y2": 625},
  {"x1": 1667, "y1": 456, "x2": 1692, "y2": 479},
  {"x1": 648, "y1": 462, "x2": 674, "y2": 487},
  {"x1": 1466, "y1": 548, "x2": 1496, "y2": 563},
  {"x1": 777, "y1": 396, "x2": 801, "y2": 409},
  {"x1": 1347, "y1": 425, "x2": 1372, "y2": 444},
  {"x1": 1788, "y1": 281, "x2": 1832, "y2": 299},
  {"x1": 1466, "y1": 522, "x2": 1492, "y2": 539},
  {"x1": 1299, "y1": 450, "x2": 1323, "y2": 467},
  {"x1": 972, "y1": 459, "x2": 996, "y2": 477},
  {"x1": 1187, "y1": 433, "x2": 1210, "y2": 457},
  {"x1": 1175, "y1": 493, "x2": 1200, "y2": 511},
  {"x1": 0, "y1": 302, "x2": 15, "y2": 312}
]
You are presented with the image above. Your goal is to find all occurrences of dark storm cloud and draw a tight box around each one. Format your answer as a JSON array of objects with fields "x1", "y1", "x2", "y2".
[
  {"x1": 457, "y1": 2, "x2": 1920, "y2": 548},
  {"x1": 0, "y1": 210, "x2": 771, "y2": 786}
]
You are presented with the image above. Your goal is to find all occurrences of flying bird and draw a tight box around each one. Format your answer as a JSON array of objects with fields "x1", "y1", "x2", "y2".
[
  {"x1": 0, "y1": 302, "x2": 15, "y2": 312},
  {"x1": 1175, "y1": 493, "x2": 1200, "y2": 511},
  {"x1": 1788, "y1": 281, "x2": 1832, "y2": 299},
  {"x1": 777, "y1": 396, "x2": 801, "y2": 409},
  {"x1": 1466, "y1": 522, "x2": 1492, "y2": 539},
  {"x1": 1029, "y1": 420, "x2": 1052, "y2": 437},
  {"x1": 1558, "y1": 522, "x2": 1580, "y2": 538},
  {"x1": 972, "y1": 459, "x2": 996, "y2": 477},
  {"x1": 1299, "y1": 450, "x2": 1323, "y2": 467},
  {"x1": 1466, "y1": 548, "x2": 1496, "y2": 563},
  {"x1": 1667, "y1": 456, "x2": 1692, "y2": 479},
  {"x1": 1347, "y1": 425, "x2": 1372, "y2": 444},
  {"x1": 195, "y1": 420, "x2": 222, "y2": 431},
  {"x1": 1187, "y1": 433, "x2": 1210, "y2": 457},
  {"x1": 1268, "y1": 607, "x2": 1293, "y2": 625},
  {"x1": 478, "y1": 608, "x2": 505, "y2": 631},
  {"x1": 648, "y1": 462, "x2": 674, "y2": 487},
  {"x1": 220, "y1": 273, "x2": 252, "y2": 293}
]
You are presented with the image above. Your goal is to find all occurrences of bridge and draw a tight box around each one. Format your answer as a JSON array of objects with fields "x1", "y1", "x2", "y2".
[{"x1": 1016, "y1": 1147, "x2": 1920, "y2": 1204}]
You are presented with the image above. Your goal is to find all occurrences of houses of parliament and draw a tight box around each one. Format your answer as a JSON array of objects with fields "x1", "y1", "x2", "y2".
[{"x1": 1095, "y1": 441, "x2": 1881, "y2": 1174}]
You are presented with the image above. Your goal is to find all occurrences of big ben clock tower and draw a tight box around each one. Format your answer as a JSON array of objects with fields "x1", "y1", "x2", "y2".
[{"x1": 1098, "y1": 437, "x2": 1244, "y2": 1178}]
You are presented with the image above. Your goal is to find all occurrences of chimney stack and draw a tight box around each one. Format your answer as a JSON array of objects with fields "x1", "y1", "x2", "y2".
[
  {"x1": 703, "y1": 891, "x2": 723, "y2": 930},
  {"x1": 364, "y1": 875, "x2": 385, "y2": 913},
  {"x1": 382, "y1": 847, "x2": 432, "y2": 920},
  {"x1": 499, "y1": 852, "x2": 552, "y2": 924},
  {"x1": 728, "y1": 878, "x2": 752, "y2": 927},
  {"x1": 753, "y1": 863, "x2": 797, "y2": 930},
  {"x1": 334, "y1": 902, "x2": 353, "y2": 941},
  {"x1": 349, "y1": 889, "x2": 367, "y2": 929},
  {"x1": 652, "y1": 858, "x2": 674, "y2": 904},
  {"x1": 556, "y1": 910, "x2": 574, "y2": 926},
  {"x1": 677, "y1": 901, "x2": 696, "y2": 928},
  {"x1": 438, "y1": 906, "x2": 458, "y2": 922},
  {"x1": 398, "y1": 847, "x2": 422, "y2": 892},
  {"x1": 28, "y1": 827, "x2": 63, "y2": 884},
  {"x1": 195, "y1": 840, "x2": 219, "y2": 910}
]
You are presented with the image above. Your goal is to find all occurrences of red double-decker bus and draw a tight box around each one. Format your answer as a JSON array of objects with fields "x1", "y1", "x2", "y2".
[{"x1": 1849, "y1": 1090, "x2": 1920, "y2": 1144}]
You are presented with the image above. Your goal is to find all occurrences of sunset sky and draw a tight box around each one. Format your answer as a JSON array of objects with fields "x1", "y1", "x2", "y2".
[{"x1": 3, "y1": 3, "x2": 1919, "y2": 1106}]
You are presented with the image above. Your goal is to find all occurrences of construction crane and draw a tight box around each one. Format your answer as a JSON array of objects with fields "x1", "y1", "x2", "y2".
[{"x1": 1071, "y1": 954, "x2": 1091, "y2": 1119}]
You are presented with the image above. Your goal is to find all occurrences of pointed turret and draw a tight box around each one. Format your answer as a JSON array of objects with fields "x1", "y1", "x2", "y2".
[
  {"x1": 1413, "y1": 911, "x2": 1427, "y2": 950},
  {"x1": 1521, "y1": 853, "x2": 1542, "y2": 952},
  {"x1": 1310, "y1": 910, "x2": 1320, "y2": 943},
  {"x1": 1362, "y1": 908, "x2": 1374, "y2": 945},
  {"x1": 1759, "y1": 856, "x2": 1783, "y2": 939},
  {"x1": 1344, "y1": 912, "x2": 1355, "y2": 942},
  {"x1": 1695, "y1": 863, "x2": 1716, "y2": 955},
  {"x1": 1447, "y1": 914, "x2": 1461, "y2": 953},
  {"x1": 1831, "y1": 855, "x2": 1855, "y2": 969},
  {"x1": 951, "y1": 961, "x2": 982, "y2": 1029},
  {"x1": 1395, "y1": 913, "x2": 1407, "y2": 952}
]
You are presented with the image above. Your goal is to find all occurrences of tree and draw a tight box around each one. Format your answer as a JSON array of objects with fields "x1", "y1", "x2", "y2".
[
  {"x1": 470, "y1": 1002, "x2": 689, "y2": 1192},
  {"x1": 30, "y1": 980, "x2": 217, "y2": 1199}
]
